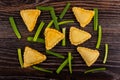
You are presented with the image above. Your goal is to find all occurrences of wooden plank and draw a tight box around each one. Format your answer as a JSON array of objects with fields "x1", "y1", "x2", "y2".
[{"x1": 0, "y1": 0, "x2": 120, "y2": 80}]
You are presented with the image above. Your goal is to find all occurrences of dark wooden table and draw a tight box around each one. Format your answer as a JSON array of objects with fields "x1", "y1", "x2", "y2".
[{"x1": 0, "y1": 0, "x2": 120, "y2": 80}]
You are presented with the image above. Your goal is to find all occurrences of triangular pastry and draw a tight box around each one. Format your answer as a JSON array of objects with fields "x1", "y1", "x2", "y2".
[
  {"x1": 44, "y1": 28, "x2": 64, "y2": 50},
  {"x1": 72, "y1": 7, "x2": 94, "y2": 27},
  {"x1": 69, "y1": 27, "x2": 91, "y2": 46},
  {"x1": 20, "y1": 9, "x2": 41, "y2": 32},
  {"x1": 77, "y1": 47, "x2": 99, "y2": 67},
  {"x1": 23, "y1": 46, "x2": 46, "y2": 68}
]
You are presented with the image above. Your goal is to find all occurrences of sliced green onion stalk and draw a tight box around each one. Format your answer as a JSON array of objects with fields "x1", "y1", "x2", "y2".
[
  {"x1": 46, "y1": 50, "x2": 65, "y2": 59},
  {"x1": 84, "y1": 68, "x2": 106, "y2": 74},
  {"x1": 56, "y1": 55, "x2": 73, "y2": 74},
  {"x1": 103, "y1": 44, "x2": 109, "y2": 64},
  {"x1": 33, "y1": 21, "x2": 45, "y2": 42},
  {"x1": 36, "y1": 6, "x2": 53, "y2": 11},
  {"x1": 27, "y1": 37, "x2": 45, "y2": 43},
  {"x1": 94, "y1": 8, "x2": 98, "y2": 31},
  {"x1": 36, "y1": 6, "x2": 59, "y2": 30},
  {"x1": 96, "y1": 25, "x2": 102, "y2": 49},
  {"x1": 46, "y1": 20, "x2": 74, "y2": 28},
  {"x1": 46, "y1": 20, "x2": 53, "y2": 28},
  {"x1": 62, "y1": 28, "x2": 66, "y2": 46},
  {"x1": 32, "y1": 66, "x2": 53, "y2": 73},
  {"x1": 58, "y1": 20, "x2": 74, "y2": 25},
  {"x1": 59, "y1": 2, "x2": 71, "y2": 19},
  {"x1": 68, "y1": 52, "x2": 72, "y2": 74},
  {"x1": 56, "y1": 58, "x2": 68, "y2": 74},
  {"x1": 50, "y1": 8, "x2": 60, "y2": 30},
  {"x1": 9, "y1": 17, "x2": 21, "y2": 39},
  {"x1": 17, "y1": 48, "x2": 23, "y2": 68}
]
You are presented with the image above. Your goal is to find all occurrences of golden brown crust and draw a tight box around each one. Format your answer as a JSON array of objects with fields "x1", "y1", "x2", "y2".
[
  {"x1": 77, "y1": 47, "x2": 99, "y2": 67},
  {"x1": 20, "y1": 9, "x2": 41, "y2": 32},
  {"x1": 44, "y1": 28, "x2": 64, "y2": 50},
  {"x1": 69, "y1": 27, "x2": 91, "y2": 46}
]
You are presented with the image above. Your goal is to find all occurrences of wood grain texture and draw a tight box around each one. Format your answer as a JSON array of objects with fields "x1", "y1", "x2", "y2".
[{"x1": 0, "y1": 0, "x2": 120, "y2": 80}]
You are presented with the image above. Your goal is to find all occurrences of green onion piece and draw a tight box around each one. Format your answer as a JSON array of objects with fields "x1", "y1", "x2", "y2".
[
  {"x1": 33, "y1": 21, "x2": 45, "y2": 42},
  {"x1": 50, "y1": 8, "x2": 60, "y2": 30},
  {"x1": 56, "y1": 56, "x2": 73, "y2": 74},
  {"x1": 36, "y1": 6, "x2": 59, "y2": 29},
  {"x1": 56, "y1": 58, "x2": 68, "y2": 74},
  {"x1": 9, "y1": 17, "x2": 21, "y2": 39},
  {"x1": 62, "y1": 28, "x2": 66, "y2": 46},
  {"x1": 17, "y1": 48, "x2": 23, "y2": 68},
  {"x1": 33, "y1": 66, "x2": 53, "y2": 73},
  {"x1": 94, "y1": 8, "x2": 98, "y2": 31},
  {"x1": 27, "y1": 37, "x2": 45, "y2": 43},
  {"x1": 58, "y1": 20, "x2": 74, "y2": 25},
  {"x1": 68, "y1": 52, "x2": 72, "y2": 74},
  {"x1": 59, "y1": 2, "x2": 71, "y2": 19},
  {"x1": 46, "y1": 20, "x2": 74, "y2": 28},
  {"x1": 46, "y1": 50, "x2": 65, "y2": 59},
  {"x1": 96, "y1": 25, "x2": 102, "y2": 49},
  {"x1": 84, "y1": 68, "x2": 106, "y2": 74},
  {"x1": 36, "y1": 6, "x2": 53, "y2": 11},
  {"x1": 103, "y1": 44, "x2": 109, "y2": 64},
  {"x1": 46, "y1": 20, "x2": 53, "y2": 28}
]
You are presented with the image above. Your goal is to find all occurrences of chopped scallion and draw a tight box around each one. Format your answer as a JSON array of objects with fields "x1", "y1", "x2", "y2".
[
  {"x1": 33, "y1": 66, "x2": 53, "y2": 73},
  {"x1": 56, "y1": 58, "x2": 68, "y2": 74},
  {"x1": 58, "y1": 20, "x2": 74, "y2": 25},
  {"x1": 46, "y1": 20, "x2": 53, "y2": 28},
  {"x1": 62, "y1": 28, "x2": 66, "y2": 46},
  {"x1": 36, "y1": 6, "x2": 53, "y2": 11},
  {"x1": 56, "y1": 55, "x2": 73, "y2": 74},
  {"x1": 68, "y1": 52, "x2": 72, "y2": 74},
  {"x1": 103, "y1": 44, "x2": 109, "y2": 64},
  {"x1": 94, "y1": 8, "x2": 98, "y2": 31},
  {"x1": 50, "y1": 8, "x2": 60, "y2": 30},
  {"x1": 17, "y1": 48, "x2": 23, "y2": 68},
  {"x1": 33, "y1": 21, "x2": 45, "y2": 41},
  {"x1": 46, "y1": 50, "x2": 65, "y2": 59},
  {"x1": 84, "y1": 68, "x2": 106, "y2": 74},
  {"x1": 59, "y1": 2, "x2": 71, "y2": 19},
  {"x1": 27, "y1": 37, "x2": 45, "y2": 43},
  {"x1": 96, "y1": 25, "x2": 102, "y2": 49},
  {"x1": 9, "y1": 17, "x2": 21, "y2": 39}
]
